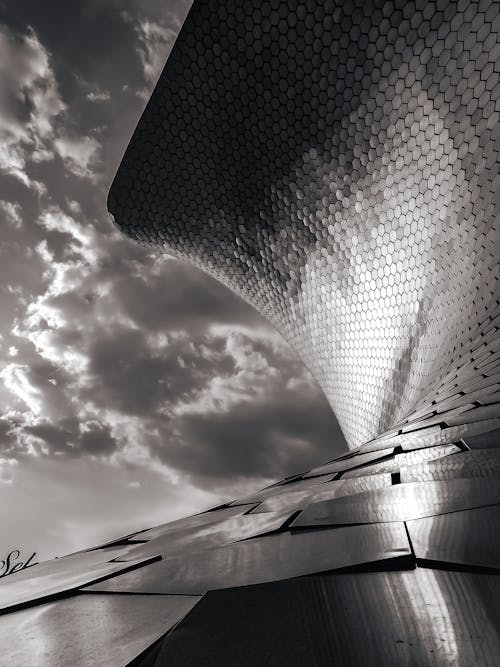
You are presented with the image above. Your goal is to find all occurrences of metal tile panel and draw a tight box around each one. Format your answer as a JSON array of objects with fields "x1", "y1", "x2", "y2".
[
  {"x1": 292, "y1": 477, "x2": 500, "y2": 527},
  {"x1": 342, "y1": 445, "x2": 460, "y2": 479},
  {"x1": 84, "y1": 523, "x2": 411, "y2": 596},
  {"x1": 303, "y1": 449, "x2": 394, "y2": 477},
  {"x1": 228, "y1": 475, "x2": 335, "y2": 505},
  {"x1": 115, "y1": 509, "x2": 294, "y2": 561},
  {"x1": 399, "y1": 405, "x2": 477, "y2": 433},
  {"x1": 60, "y1": 534, "x2": 150, "y2": 558},
  {"x1": 446, "y1": 405, "x2": 500, "y2": 427},
  {"x1": 483, "y1": 390, "x2": 500, "y2": 405},
  {"x1": 463, "y1": 428, "x2": 500, "y2": 450},
  {"x1": 132, "y1": 504, "x2": 257, "y2": 541},
  {"x1": 359, "y1": 420, "x2": 500, "y2": 455},
  {"x1": 407, "y1": 505, "x2": 500, "y2": 570},
  {"x1": 357, "y1": 427, "x2": 455, "y2": 454},
  {"x1": 251, "y1": 473, "x2": 393, "y2": 514},
  {"x1": 152, "y1": 569, "x2": 500, "y2": 666},
  {"x1": 0, "y1": 593, "x2": 200, "y2": 667},
  {"x1": 0, "y1": 549, "x2": 157, "y2": 613},
  {"x1": 401, "y1": 449, "x2": 500, "y2": 483}
]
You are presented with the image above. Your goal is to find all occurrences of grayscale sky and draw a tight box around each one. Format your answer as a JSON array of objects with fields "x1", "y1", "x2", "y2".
[{"x1": 0, "y1": 0, "x2": 346, "y2": 561}]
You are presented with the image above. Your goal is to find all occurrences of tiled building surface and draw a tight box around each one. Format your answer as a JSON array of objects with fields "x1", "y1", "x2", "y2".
[
  {"x1": 2, "y1": 1, "x2": 499, "y2": 664},
  {"x1": 1, "y1": 426, "x2": 500, "y2": 665},
  {"x1": 109, "y1": 0, "x2": 500, "y2": 449}
]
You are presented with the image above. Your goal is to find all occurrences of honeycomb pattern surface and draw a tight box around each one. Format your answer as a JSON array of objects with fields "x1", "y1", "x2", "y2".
[{"x1": 109, "y1": 0, "x2": 499, "y2": 449}]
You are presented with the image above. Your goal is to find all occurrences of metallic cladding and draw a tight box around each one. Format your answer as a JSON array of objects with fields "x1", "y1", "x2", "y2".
[{"x1": 108, "y1": 0, "x2": 500, "y2": 448}]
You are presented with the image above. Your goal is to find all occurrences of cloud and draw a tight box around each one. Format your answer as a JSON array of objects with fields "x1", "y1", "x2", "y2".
[
  {"x1": 0, "y1": 415, "x2": 23, "y2": 458},
  {"x1": 0, "y1": 357, "x2": 76, "y2": 440},
  {"x1": 86, "y1": 90, "x2": 110, "y2": 103},
  {"x1": 0, "y1": 456, "x2": 17, "y2": 485},
  {"x1": 24, "y1": 418, "x2": 119, "y2": 457},
  {"x1": 84, "y1": 326, "x2": 202, "y2": 416},
  {"x1": 133, "y1": 15, "x2": 184, "y2": 95},
  {"x1": 37, "y1": 206, "x2": 99, "y2": 262},
  {"x1": 166, "y1": 387, "x2": 342, "y2": 489},
  {"x1": 176, "y1": 332, "x2": 279, "y2": 415},
  {"x1": 0, "y1": 352, "x2": 120, "y2": 460},
  {"x1": 0, "y1": 24, "x2": 65, "y2": 189},
  {"x1": 83, "y1": 321, "x2": 342, "y2": 492},
  {"x1": 6, "y1": 182, "x2": 346, "y2": 477},
  {"x1": 0, "y1": 364, "x2": 45, "y2": 416},
  {"x1": 0, "y1": 200, "x2": 22, "y2": 227},
  {"x1": 113, "y1": 258, "x2": 266, "y2": 333},
  {"x1": 7, "y1": 230, "x2": 344, "y2": 485},
  {"x1": 53, "y1": 135, "x2": 101, "y2": 180},
  {"x1": 23, "y1": 421, "x2": 76, "y2": 456},
  {"x1": 0, "y1": 24, "x2": 102, "y2": 187},
  {"x1": 148, "y1": 330, "x2": 343, "y2": 490},
  {"x1": 79, "y1": 421, "x2": 118, "y2": 454}
]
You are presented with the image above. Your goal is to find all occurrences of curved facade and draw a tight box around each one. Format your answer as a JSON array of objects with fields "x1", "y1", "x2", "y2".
[
  {"x1": 109, "y1": 0, "x2": 499, "y2": 448},
  {"x1": 1, "y1": 2, "x2": 500, "y2": 665}
]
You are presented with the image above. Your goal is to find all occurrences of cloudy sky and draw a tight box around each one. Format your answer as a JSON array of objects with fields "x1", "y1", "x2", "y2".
[{"x1": 0, "y1": 0, "x2": 346, "y2": 561}]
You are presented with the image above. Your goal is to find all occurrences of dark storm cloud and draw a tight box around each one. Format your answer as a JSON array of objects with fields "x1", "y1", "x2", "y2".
[
  {"x1": 28, "y1": 358, "x2": 71, "y2": 389},
  {"x1": 78, "y1": 422, "x2": 119, "y2": 455},
  {"x1": 24, "y1": 419, "x2": 119, "y2": 457},
  {"x1": 85, "y1": 325, "x2": 235, "y2": 416},
  {"x1": 114, "y1": 260, "x2": 266, "y2": 332},
  {"x1": 23, "y1": 420, "x2": 77, "y2": 455},
  {"x1": 151, "y1": 376, "x2": 343, "y2": 489},
  {"x1": 80, "y1": 306, "x2": 345, "y2": 485}
]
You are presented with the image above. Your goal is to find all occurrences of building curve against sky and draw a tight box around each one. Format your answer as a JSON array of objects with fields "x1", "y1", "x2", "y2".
[
  {"x1": 1, "y1": 1, "x2": 500, "y2": 665},
  {"x1": 109, "y1": 0, "x2": 499, "y2": 449}
]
